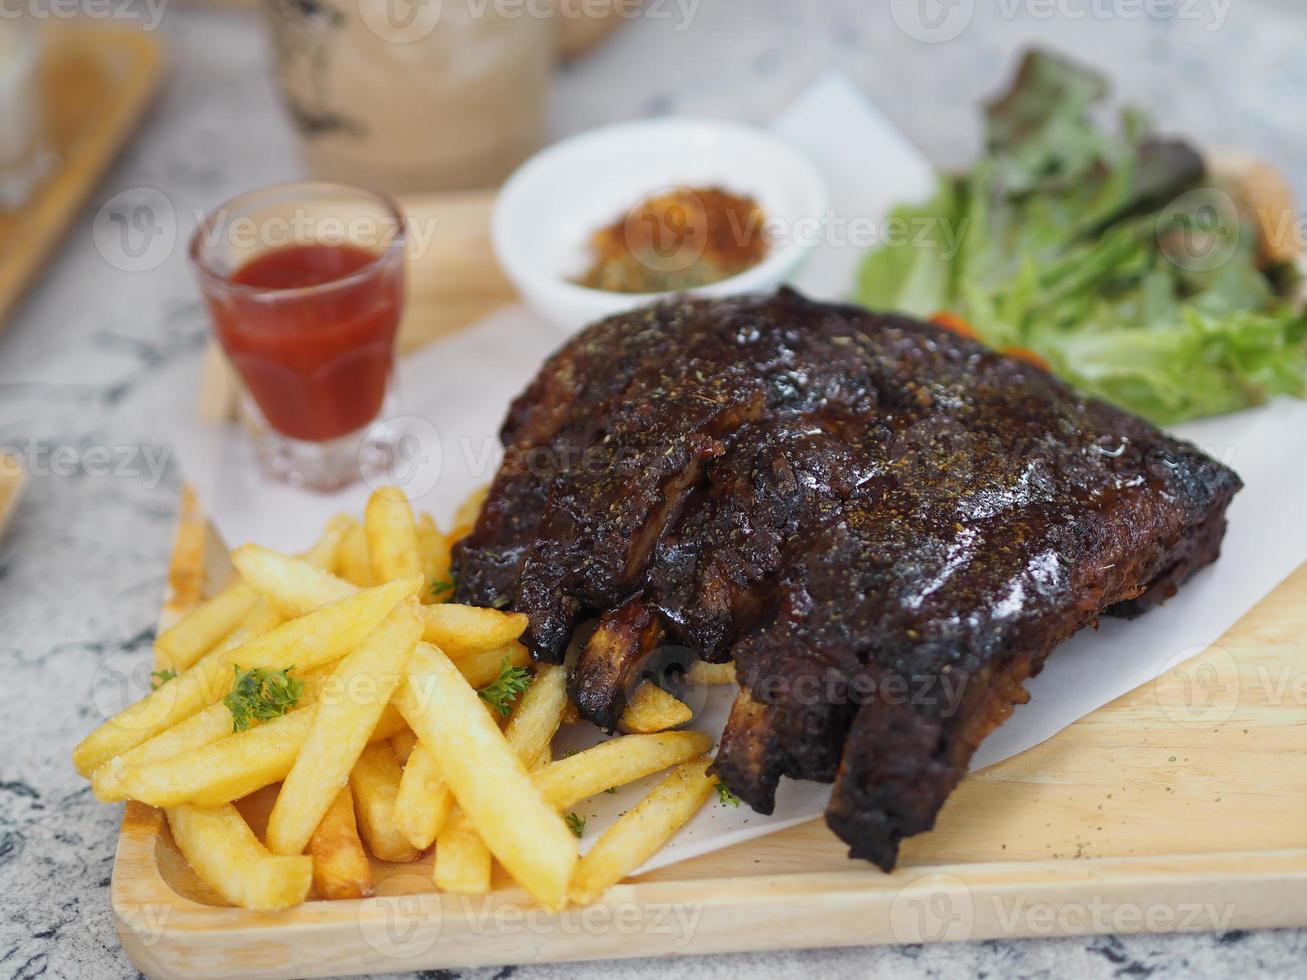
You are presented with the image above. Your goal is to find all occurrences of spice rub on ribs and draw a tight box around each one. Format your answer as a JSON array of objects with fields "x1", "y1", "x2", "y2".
[{"x1": 452, "y1": 288, "x2": 1241, "y2": 869}]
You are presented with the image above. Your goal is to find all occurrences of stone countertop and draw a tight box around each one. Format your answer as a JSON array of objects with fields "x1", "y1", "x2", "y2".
[{"x1": 2, "y1": 1, "x2": 1305, "y2": 977}]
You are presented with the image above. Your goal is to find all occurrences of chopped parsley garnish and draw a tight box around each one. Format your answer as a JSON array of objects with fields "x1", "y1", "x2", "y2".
[
  {"x1": 429, "y1": 577, "x2": 455, "y2": 598},
  {"x1": 565, "y1": 811, "x2": 586, "y2": 838},
  {"x1": 715, "y1": 782, "x2": 741, "y2": 807},
  {"x1": 477, "y1": 659, "x2": 533, "y2": 717},
  {"x1": 150, "y1": 668, "x2": 177, "y2": 690},
  {"x1": 223, "y1": 665, "x2": 303, "y2": 732}
]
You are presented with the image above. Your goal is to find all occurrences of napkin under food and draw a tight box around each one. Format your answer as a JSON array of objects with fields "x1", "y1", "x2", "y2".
[{"x1": 170, "y1": 74, "x2": 1307, "y2": 872}]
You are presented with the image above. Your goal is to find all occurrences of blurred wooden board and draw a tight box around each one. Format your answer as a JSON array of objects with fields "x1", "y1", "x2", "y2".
[
  {"x1": 111, "y1": 489, "x2": 1307, "y2": 978},
  {"x1": 0, "y1": 25, "x2": 164, "y2": 330},
  {"x1": 0, "y1": 453, "x2": 24, "y2": 541}
]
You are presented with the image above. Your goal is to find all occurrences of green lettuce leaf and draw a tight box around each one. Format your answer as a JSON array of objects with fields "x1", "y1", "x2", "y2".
[{"x1": 853, "y1": 48, "x2": 1307, "y2": 424}]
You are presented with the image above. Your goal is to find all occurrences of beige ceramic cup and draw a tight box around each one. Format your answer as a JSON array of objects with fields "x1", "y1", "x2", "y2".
[{"x1": 262, "y1": 0, "x2": 555, "y2": 193}]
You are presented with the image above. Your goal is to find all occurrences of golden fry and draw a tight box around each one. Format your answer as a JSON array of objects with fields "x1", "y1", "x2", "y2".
[
  {"x1": 155, "y1": 580, "x2": 259, "y2": 672},
  {"x1": 91, "y1": 665, "x2": 334, "y2": 803},
  {"x1": 687, "y1": 660, "x2": 737, "y2": 686},
  {"x1": 568, "y1": 757, "x2": 715, "y2": 905},
  {"x1": 532, "y1": 731, "x2": 713, "y2": 809},
  {"x1": 390, "y1": 729, "x2": 417, "y2": 765},
  {"x1": 167, "y1": 803, "x2": 312, "y2": 910},
  {"x1": 393, "y1": 741, "x2": 454, "y2": 851},
  {"x1": 211, "y1": 600, "x2": 282, "y2": 657},
  {"x1": 404, "y1": 644, "x2": 576, "y2": 908},
  {"x1": 234, "y1": 545, "x2": 523, "y2": 662},
  {"x1": 618, "y1": 683, "x2": 693, "y2": 734},
  {"x1": 266, "y1": 600, "x2": 422, "y2": 856},
  {"x1": 308, "y1": 785, "x2": 374, "y2": 900},
  {"x1": 338, "y1": 523, "x2": 373, "y2": 588},
  {"x1": 365, "y1": 486, "x2": 422, "y2": 584},
  {"x1": 504, "y1": 665, "x2": 568, "y2": 761},
  {"x1": 350, "y1": 741, "x2": 420, "y2": 863},
  {"x1": 302, "y1": 514, "x2": 355, "y2": 573},
  {"x1": 77, "y1": 577, "x2": 413, "y2": 779},
  {"x1": 73, "y1": 645, "x2": 234, "y2": 778},
  {"x1": 433, "y1": 807, "x2": 491, "y2": 895},
  {"x1": 231, "y1": 544, "x2": 355, "y2": 617},
  {"x1": 419, "y1": 604, "x2": 529, "y2": 658},
  {"x1": 456, "y1": 640, "x2": 531, "y2": 689},
  {"x1": 109, "y1": 698, "x2": 406, "y2": 808}
]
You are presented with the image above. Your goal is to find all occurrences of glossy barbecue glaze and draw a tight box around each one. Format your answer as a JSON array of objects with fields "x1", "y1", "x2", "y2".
[{"x1": 453, "y1": 289, "x2": 1241, "y2": 868}]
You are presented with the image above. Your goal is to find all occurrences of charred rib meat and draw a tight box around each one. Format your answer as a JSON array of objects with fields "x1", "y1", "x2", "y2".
[{"x1": 453, "y1": 288, "x2": 1240, "y2": 868}]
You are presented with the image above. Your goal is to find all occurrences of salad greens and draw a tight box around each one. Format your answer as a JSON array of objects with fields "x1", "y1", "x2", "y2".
[{"x1": 855, "y1": 49, "x2": 1306, "y2": 424}]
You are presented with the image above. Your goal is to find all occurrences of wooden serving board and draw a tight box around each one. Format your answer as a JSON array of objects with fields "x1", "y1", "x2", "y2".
[
  {"x1": 0, "y1": 24, "x2": 164, "y2": 331},
  {"x1": 116, "y1": 158, "x2": 1307, "y2": 977},
  {"x1": 0, "y1": 453, "x2": 24, "y2": 542},
  {"x1": 113, "y1": 491, "x2": 1307, "y2": 978}
]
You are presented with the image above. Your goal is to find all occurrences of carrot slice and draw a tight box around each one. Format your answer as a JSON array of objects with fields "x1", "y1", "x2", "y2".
[{"x1": 929, "y1": 311, "x2": 980, "y2": 341}]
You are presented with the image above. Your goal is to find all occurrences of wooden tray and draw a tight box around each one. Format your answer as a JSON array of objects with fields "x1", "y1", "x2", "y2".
[
  {"x1": 112, "y1": 490, "x2": 1307, "y2": 978},
  {"x1": 0, "y1": 453, "x2": 24, "y2": 541},
  {"x1": 115, "y1": 159, "x2": 1307, "y2": 977},
  {"x1": 0, "y1": 24, "x2": 163, "y2": 330}
]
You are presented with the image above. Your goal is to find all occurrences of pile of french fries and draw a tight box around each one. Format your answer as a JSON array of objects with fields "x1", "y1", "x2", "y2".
[{"x1": 73, "y1": 486, "x2": 734, "y2": 911}]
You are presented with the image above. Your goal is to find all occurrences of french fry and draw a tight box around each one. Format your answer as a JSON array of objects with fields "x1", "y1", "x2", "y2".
[
  {"x1": 504, "y1": 665, "x2": 568, "y2": 761},
  {"x1": 266, "y1": 600, "x2": 422, "y2": 856},
  {"x1": 618, "y1": 682, "x2": 693, "y2": 734},
  {"x1": 392, "y1": 742, "x2": 455, "y2": 850},
  {"x1": 404, "y1": 644, "x2": 577, "y2": 908},
  {"x1": 91, "y1": 666, "x2": 335, "y2": 802},
  {"x1": 338, "y1": 523, "x2": 373, "y2": 588},
  {"x1": 73, "y1": 645, "x2": 235, "y2": 778},
  {"x1": 234, "y1": 545, "x2": 524, "y2": 661},
  {"x1": 568, "y1": 757, "x2": 716, "y2": 905},
  {"x1": 398, "y1": 665, "x2": 561, "y2": 860},
  {"x1": 457, "y1": 640, "x2": 531, "y2": 689},
  {"x1": 390, "y1": 729, "x2": 417, "y2": 765},
  {"x1": 303, "y1": 513, "x2": 355, "y2": 572},
  {"x1": 532, "y1": 731, "x2": 713, "y2": 809},
  {"x1": 221, "y1": 575, "x2": 421, "y2": 673},
  {"x1": 211, "y1": 600, "x2": 282, "y2": 657},
  {"x1": 417, "y1": 513, "x2": 453, "y2": 604},
  {"x1": 308, "y1": 785, "x2": 374, "y2": 900},
  {"x1": 350, "y1": 742, "x2": 420, "y2": 863},
  {"x1": 109, "y1": 701, "x2": 407, "y2": 808},
  {"x1": 420, "y1": 604, "x2": 529, "y2": 658},
  {"x1": 232, "y1": 544, "x2": 355, "y2": 617},
  {"x1": 167, "y1": 803, "x2": 312, "y2": 910},
  {"x1": 452, "y1": 483, "x2": 490, "y2": 530},
  {"x1": 155, "y1": 580, "x2": 259, "y2": 673},
  {"x1": 433, "y1": 808, "x2": 491, "y2": 895},
  {"x1": 114, "y1": 708, "x2": 311, "y2": 808},
  {"x1": 687, "y1": 660, "x2": 737, "y2": 686},
  {"x1": 530, "y1": 743, "x2": 553, "y2": 771},
  {"x1": 75, "y1": 575, "x2": 412, "y2": 780},
  {"x1": 365, "y1": 486, "x2": 422, "y2": 584}
]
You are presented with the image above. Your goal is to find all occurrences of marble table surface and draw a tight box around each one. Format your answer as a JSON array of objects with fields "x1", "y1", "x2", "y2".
[{"x1": 3, "y1": 1, "x2": 1306, "y2": 977}]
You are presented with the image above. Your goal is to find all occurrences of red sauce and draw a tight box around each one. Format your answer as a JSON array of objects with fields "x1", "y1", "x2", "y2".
[{"x1": 208, "y1": 243, "x2": 403, "y2": 442}]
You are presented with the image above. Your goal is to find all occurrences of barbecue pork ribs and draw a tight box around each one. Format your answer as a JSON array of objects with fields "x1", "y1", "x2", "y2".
[{"x1": 453, "y1": 288, "x2": 1241, "y2": 869}]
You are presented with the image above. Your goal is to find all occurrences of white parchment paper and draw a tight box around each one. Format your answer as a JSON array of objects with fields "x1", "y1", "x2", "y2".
[{"x1": 169, "y1": 74, "x2": 1307, "y2": 871}]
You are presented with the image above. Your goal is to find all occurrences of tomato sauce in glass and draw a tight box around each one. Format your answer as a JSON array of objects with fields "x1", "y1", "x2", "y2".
[{"x1": 208, "y1": 243, "x2": 402, "y2": 442}]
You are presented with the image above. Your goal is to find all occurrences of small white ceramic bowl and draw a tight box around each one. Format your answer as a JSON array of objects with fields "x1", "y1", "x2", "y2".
[{"x1": 492, "y1": 118, "x2": 829, "y2": 333}]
